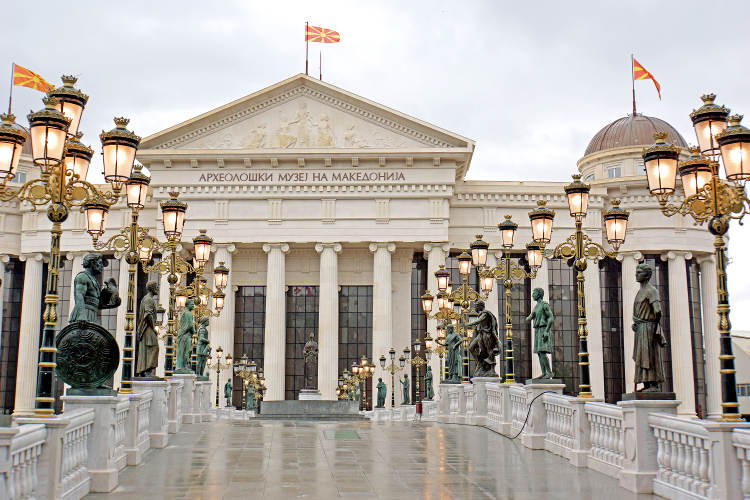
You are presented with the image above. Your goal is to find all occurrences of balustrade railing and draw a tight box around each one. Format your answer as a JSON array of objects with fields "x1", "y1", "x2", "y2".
[
  {"x1": 649, "y1": 413, "x2": 712, "y2": 499},
  {"x1": 465, "y1": 387, "x2": 475, "y2": 415},
  {"x1": 61, "y1": 409, "x2": 94, "y2": 500},
  {"x1": 487, "y1": 384, "x2": 503, "y2": 428},
  {"x1": 543, "y1": 393, "x2": 574, "y2": 456},
  {"x1": 0, "y1": 423, "x2": 46, "y2": 500},
  {"x1": 448, "y1": 390, "x2": 459, "y2": 415},
  {"x1": 509, "y1": 385, "x2": 527, "y2": 434},
  {"x1": 585, "y1": 401, "x2": 623, "y2": 475},
  {"x1": 733, "y1": 428, "x2": 750, "y2": 500}
]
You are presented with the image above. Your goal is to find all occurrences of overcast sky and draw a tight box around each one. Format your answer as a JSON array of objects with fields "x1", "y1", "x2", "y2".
[{"x1": 5, "y1": 0, "x2": 750, "y2": 330}]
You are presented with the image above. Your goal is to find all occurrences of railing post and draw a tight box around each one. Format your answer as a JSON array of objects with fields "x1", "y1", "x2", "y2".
[{"x1": 522, "y1": 383, "x2": 564, "y2": 449}]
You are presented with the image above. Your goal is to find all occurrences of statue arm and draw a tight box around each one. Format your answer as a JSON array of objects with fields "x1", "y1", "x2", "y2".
[
  {"x1": 72, "y1": 276, "x2": 86, "y2": 315},
  {"x1": 465, "y1": 311, "x2": 486, "y2": 327},
  {"x1": 544, "y1": 303, "x2": 554, "y2": 334}
]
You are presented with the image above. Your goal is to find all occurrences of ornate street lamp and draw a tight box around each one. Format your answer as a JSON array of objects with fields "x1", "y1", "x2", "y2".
[
  {"x1": 0, "y1": 114, "x2": 27, "y2": 183},
  {"x1": 100, "y1": 117, "x2": 139, "y2": 190},
  {"x1": 207, "y1": 346, "x2": 232, "y2": 408},
  {"x1": 213, "y1": 262, "x2": 229, "y2": 290},
  {"x1": 160, "y1": 192, "x2": 187, "y2": 242},
  {"x1": 193, "y1": 229, "x2": 213, "y2": 267},
  {"x1": 28, "y1": 96, "x2": 69, "y2": 171},
  {"x1": 63, "y1": 133, "x2": 93, "y2": 182},
  {"x1": 528, "y1": 200, "x2": 555, "y2": 246},
  {"x1": 49, "y1": 75, "x2": 88, "y2": 136}
]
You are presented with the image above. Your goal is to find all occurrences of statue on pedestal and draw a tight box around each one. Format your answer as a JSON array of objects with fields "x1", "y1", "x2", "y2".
[
  {"x1": 466, "y1": 300, "x2": 500, "y2": 377},
  {"x1": 526, "y1": 288, "x2": 555, "y2": 379},
  {"x1": 376, "y1": 377, "x2": 386, "y2": 408},
  {"x1": 136, "y1": 281, "x2": 159, "y2": 377},
  {"x1": 175, "y1": 299, "x2": 195, "y2": 373},
  {"x1": 69, "y1": 253, "x2": 121, "y2": 323},
  {"x1": 445, "y1": 324, "x2": 463, "y2": 383},
  {"x1": 224, "y1": 378, "x2": 232, "y2": 407},
  {"x1": 196, "y1": 317, "x2": 210, "y2": 377},
  {"x1": 425, "y1": 366, "x2": 434, "y2": 400},
  {"x1": 400, "y1": 374, "x2": 410, "y2": 405},
  {"x1": 245, "y1": 381, "x2": 256, "y2": 410},
  {"x1": 633, "y1": 263, "x2": 667, "y2": 392},
  {"x1": 302, "y1": 332, "x2": 318, "y2": 390}
]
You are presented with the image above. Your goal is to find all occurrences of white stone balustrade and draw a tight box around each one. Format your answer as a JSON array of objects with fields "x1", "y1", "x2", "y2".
[
  {"x1": 195, "y1": 380, "x2": 212, "y2": 422},
  {"x1": 543, "y1": 393, "x2": 575, "y2": 457},
  {"x1": 168, "y1": 378, "x2": 184, "y2": 433},
  {"x1": 132, "y1": 380, "x2": 171, "y2": 448},
  {"x1": 585, "y1": 401, "x2": 624, "y2": 477},
  {"x1": 0, "y1": 423, "x2": 45, "y2": 500},
  {"x1": 174, "y1": 374, "x2": 199, "y2": 424},
  {"x1": 422, "y1": 400, "x2": 438, "y2": 421},
  {"x1": 733, "y1": 429, "x2": 750, "y2": 500},
  {"x1": 124, "y1": 391, "x2": 152, "y2": 466},
  {"x1": 509, "y1": 384, "x2": 527, "y2": 436}
]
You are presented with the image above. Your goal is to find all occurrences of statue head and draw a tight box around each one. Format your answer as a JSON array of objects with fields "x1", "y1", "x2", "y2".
[
  {"x1": 475, "y1": 299, "x2": 485, "y2": 312},
  {"x1": 82, "y1": 253, "x2": 104, "y2": 275},
  {"x1": 532, "y1": 287, "x2": 544, "y2": 300},
  {"x1": 146, "y1": 281, "x2": 158, "y2": 295},
  {"x1": 309, "y1": 332, "x2": 315, "y2": 341},
  {"x1": 200, "y1": 316, "x2": 209, "y2": 328},
  {"x1": 404, "y1": 374, "x2": 409, "y2": 379},
  {"x1": 378, "y1": 377, "x2": 382, "y2": 382},
  {"x1": 426, "y1": 366, "x2": 432, "y2": 373},
  {"x1": 446, "y1": 323, "x2": 455, "y2": 335},
  {"x1": 185, "y1": 298, "x2": 195, "y2": 311},
  {"x1": 636, "y1": 263, "x2": 653, "y2": 283}
]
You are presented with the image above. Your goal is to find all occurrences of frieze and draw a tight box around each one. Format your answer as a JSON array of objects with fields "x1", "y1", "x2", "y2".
[{"x1": 196, "y1": 169, "x2": 406, "y2": 184}]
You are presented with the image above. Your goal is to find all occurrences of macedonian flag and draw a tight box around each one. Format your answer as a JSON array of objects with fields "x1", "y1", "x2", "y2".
[
  {"x1": 12, "y1": 64, "x2": 54, "y2": 93},
  {"x1": 633, "y1": 58, "x2": 661, "y2": 99},
  {"x1": 305, "y1": 25, "x2": 341, "y2": 43}
]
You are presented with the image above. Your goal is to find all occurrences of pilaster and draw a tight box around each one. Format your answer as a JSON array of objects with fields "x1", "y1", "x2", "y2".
[
  {"x1": 211, "y1": 243, "x2": 236, "y2": 407},
  {"x1": 13, "y1": 253, "x2": 44, "y2": 417},
  {"x1": 619, "y1": 251, "x2": 642, "y2": 393},
  {"x1": 315, "y1": 243, "x2": 342, "y2": 400},
  {"x1": 263, "y1": 243, "x2": 290, "y2": 401},
  {"x1": 698, "y1": 254, "x2": 722, "y2": 419},
  {"x1": 583, "y1": 261, "x2": 604, "y2": 399},
  {"x1": 370, "y1": 242, "x2": 395, "y2": 406}
]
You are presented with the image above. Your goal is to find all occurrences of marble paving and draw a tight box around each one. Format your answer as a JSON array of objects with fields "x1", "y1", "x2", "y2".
[{"x1": 87, "y1": 420, "x2": 655, "y2": 499}]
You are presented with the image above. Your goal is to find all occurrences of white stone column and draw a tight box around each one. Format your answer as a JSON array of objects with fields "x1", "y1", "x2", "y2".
[
  {"x1": 68, "y1": 252, "x2": 85, "y2": 282},
  {"x1": 698, "y1": 255, "x2": 722, "y2": 420},
  {"x1": 665, "y1": 251, "x2": 696, "y2": 416},
  {"x1": 0, "y1": 257, "x2": 7, "y2": 346},
  {"x1": 486, "y1": 251, "x2": 501, "y2": 375},
  {"x1": 315, "y1": 243, "x2": 342, "y2": 400},
  {"x1": 262, "y1": 243, "x2": 289, "y2": 401},
  {"x1": 369, "y1": 242, "x2": 395, "y2": 407},
  {"x1": 113, "y1": 255, "x2": 130, "y2": 390},
  {"x1": 529, "y1": 258, "x2": 550, "y2": 379},
  {"x1": 424, "y1": 242, "x2": 448, "y2": 390},
  {"x1": 13, "y1": 253, "x2": 44, "y2": 417},
  {"x1": 156, "y1": 271, "x2": 170, "y2": 378},
  {"x1": 620, "y1": 251, "x2": 642, "y2": 393},
  {"x1": 583, "y1": 261, "x2": 604, "y2": 399},
  {"x1": 211, "y1": 244, "x2": 236, "y2": 407}
]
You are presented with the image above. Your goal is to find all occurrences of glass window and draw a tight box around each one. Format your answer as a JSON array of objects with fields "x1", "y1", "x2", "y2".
[
  {"x1": 497, "y1": 254, "x2": 532, "y2": 383},
  {"x1": 233, "y1": 286, "x2": 266, "y2": 407},
  {"x1": 641, "y1": 255, "x2": 673, "y2": 392},
  {"x1": 584, "y1": 173, "x2": 595, "y2": 181},
  {"x1": 410, "y1": 254, "x2": 428, "y2": 399},
  {"x1": 339, "y1": 286, "x2": 373, "y2": 409},
  {"x1": 548, "y1": 258, "x2": 578, "y2": 395},
  {"x1": 599, "y1": 258, "x2": 625, "y2": 403},
  {"x1": 607, "y1": 167, "x2": 622, "y2": 178},
  {"x1": 40, "y1": 258, "x2": 72, "y2": 412},
  {"x1": 687, "y1": 259, "x2": 707, "y2": 417},
  {"x1": 286, "y1": 286, "x2": 319, "y2": 401},
  {"x1": 0, "y1": 259, "x2": 25, "y2": 414}
]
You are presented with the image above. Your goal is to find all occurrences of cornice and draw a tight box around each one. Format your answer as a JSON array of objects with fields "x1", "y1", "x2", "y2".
[{"x1": 153, "y1": 184, "x2": 453, "y2": 197}]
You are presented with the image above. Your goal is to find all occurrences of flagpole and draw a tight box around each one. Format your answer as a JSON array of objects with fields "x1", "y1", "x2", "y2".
[
  {"x1": 631, "y1": 54, "x2": 636, "y2": 116},
  {"x1": 8, "y1": 63, "x2": 14, "y2": 115},
  {"x1": 319, "y1": 51, "x2": 322, "y2": 81},
  {"x1": 305, "y1": 22, "x2": 309, "y2": 75}
]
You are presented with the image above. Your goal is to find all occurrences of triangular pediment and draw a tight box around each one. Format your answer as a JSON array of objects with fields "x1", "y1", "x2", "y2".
[{"x1": 139, "y1": 74, "x2": 473, "y2": 151}]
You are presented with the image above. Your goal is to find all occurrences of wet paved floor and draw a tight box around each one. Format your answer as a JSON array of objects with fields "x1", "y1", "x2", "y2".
[{"x1": 88, "y1": 419, "x2": 655, "y2": 500}]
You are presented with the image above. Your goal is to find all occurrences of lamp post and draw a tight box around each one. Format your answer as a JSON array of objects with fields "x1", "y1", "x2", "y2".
[
  {"x1": 0, "y1": 77, "x2": 139, "y2": 415},
  {"x1": 206, "y1": 346, "x2": 232, "y2": 408},
  {"x1": 641, "y1": 94, "x2": 750, "y2": 421},
  {"x1": 425, "y1": 328, "x2": 447, "y2": 381},
  {"x1": 527, "y1": 181, "x2": 629, "y2": 397},
  {"x1": 350, "y1": 356, "x2": 375, "y2": 411},
  {"x1": 379, "y1": 347, "x2": 407, "y2": 407},
  {"x1": 408, "y1": 339, "x2": 429, "y2": 404},
  {"x1": 473, "y1": 223, "x2": 541, "y2": 383}
]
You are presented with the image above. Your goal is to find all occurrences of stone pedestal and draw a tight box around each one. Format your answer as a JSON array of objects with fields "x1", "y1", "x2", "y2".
[
  {"x1": 195, "y1": 380, "x2": 212, "y2": 422},
  {"x1": 470, "y1": 377, "x2": 501, "y2": 426},
  {"x1": 174, "y1": 374, "x2": 199, "y2": 424},
  {"x1": 618, "y1": 399, "x2": 680, "y2": 493},
  {"x1": 124, "y1": 391, "x2": 152, "y2": 466},
  {"x1": 493, "y1": 383, "x2": 519, "y2": 437},
  {"x1": 299, "y1": 389, "x2": 323, "y2": 400},
  {"x1": 567, "y1": 396, "x2": 603, "y2": 467},
  {"x1": 62, "y1": 395, "x2": 129, "y2": 493},
  {"x1": 438, "y1": 383, "x2": 464, "y2": 423},
  {"x1": 422, "y1": 400, "x2": 439, "y2": 421},
  {"x1": 395, "y1": 404, "x2": 416, "y2": 421},
  {"x1": 521, "y1": 383, "x2": 564, "y2": 450},
  {"x1": 371, "y1": 407, "x2": 391, "y2": 421},
  {"x1": 167, "y1": 378, "x2": 184, "y2": 434},
  {"x1": 132, "y1": 380, "x2": 171, "y2": 448}
]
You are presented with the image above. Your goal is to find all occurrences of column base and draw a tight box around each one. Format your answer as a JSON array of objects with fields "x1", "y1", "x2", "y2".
[{"x1": 299, "y1": 389, "x2": 323, "y2": 400}]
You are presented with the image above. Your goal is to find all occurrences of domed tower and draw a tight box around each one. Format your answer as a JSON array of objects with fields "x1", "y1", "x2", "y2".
[{"x1": 577, "y1": 113, "x2": 688, "y2": 180}]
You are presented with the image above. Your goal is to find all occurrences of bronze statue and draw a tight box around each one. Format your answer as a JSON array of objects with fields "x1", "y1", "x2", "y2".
[
  {"x1": 633, "y1": 263, "x2": 667, "y2": 392},
  {"x1": 196, "y1": 317, "x2": 210, "y2": 377},
  {"x1": 376, "y1": 377, "x2": 386, "y2": 408},
  {"x1": 425, "y1": 365, "x2": 434, "y2": 400},
  {"x1": 224, "y1": 378, "x2": 232, "y2": 407},
  {"x1": 69, "y1": 253, "x2": 121, "y2": 324},
  {"x1": 175, "y1": 299, "x2": 195, "y2": 373},
  {"x1": 136, "y1": 281, "x2": 159, "y2": 377},
  {"x1": 526, "y1": 288, "x2": 555, "y2": 379},
  {"x1": 400, "y1": 374, "x2": 410, "y2": 405},
  {"x1": 302, "y1": 332, "x2": 318, "y2": 389},
  {"x1": 466, "y1": 300, "x2": 500, "y2": 377},
  {"x1": 445, "y1": 323, "x2": 463, "y2": 383}
]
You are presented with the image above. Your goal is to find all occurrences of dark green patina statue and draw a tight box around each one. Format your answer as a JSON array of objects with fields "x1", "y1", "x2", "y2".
[
  {"x1": 445, "y1": 323, "x2": 463, "y2": 383},
  {"x1": 633, "y1": 263, "x2": 667, "y2": 392},
  {"x1": 175, "y1": 299, "x2": 195, "y2": 373},
  {"x1": 136, "y1": 281, "x2": 159, "y2": 377},
  {"x1": 466, "y1": 300, "x2": 500, "y2": 377},
  {"x1": 526, "y1": 288, "x2": 555, "y2": 379},
  {"x1": 69, "y1": 253, "x2": 121, "y2": 323},
  {"x1": 376, "y1": 378, "x2": 386, "y2": 408},
  {"x1": 196, "y1": 317, "x2": 211, "y2": 377},
  {"x1": 224, "y1": 378, "x2": 232, "y2": 407},
  {"x1": 425, "y1": 366, "x2": 434, "y2": 400},
  {"x1": 400, "y1": 374, "x2": 410, "y2": 405}
]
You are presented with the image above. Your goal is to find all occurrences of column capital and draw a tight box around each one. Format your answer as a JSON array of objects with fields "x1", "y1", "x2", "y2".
[
  {"x1": 616, "y1": 251, "x2": 643, "y2": 262},
  {"x1": 423, "y1": 242, "x2": 449, "y2": 254},
  {"x1": 0, "y1": 255, "x2": 9, "y2": 264},
  {"x1": 262, "y1": 243, "x2": 290, "y2": 254},
  {"x1": 65, "y1": 251, "x2": 87, "y2": 261},
  {"x1": 696, "y1": 253, "x2": 715, "y2": 265},
  {"x1": 19, "y1": 253, "x2": 44, "y2": 263},
  {"x1": 662, "y1": 251, "x2": 692, "y2": 262},
  {"x1": 215, "y1": 243, "x2": 237, "y2": 254},
  {"x1": 369, "y1": 242, "x2": 395, "y2": 254},
  {"x1": 315, "y1": 243, "x2": 342, "y2": 254}
]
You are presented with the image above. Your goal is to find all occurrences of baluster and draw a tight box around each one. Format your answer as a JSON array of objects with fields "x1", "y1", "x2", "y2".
[{"x1": 698, "y1": 443, "x2": 710, "y2": 496}]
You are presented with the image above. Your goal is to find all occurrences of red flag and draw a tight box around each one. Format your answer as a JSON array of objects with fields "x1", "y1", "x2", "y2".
[
  {"x1": 12, "y1": 64, "x2": 53, "y2": 93},
  {"x1": 305, "y1": 25, "x2": 340, "y2": 43},
  {"x1": 633, "y1": 58, "x2": 661, "y2": 99}
]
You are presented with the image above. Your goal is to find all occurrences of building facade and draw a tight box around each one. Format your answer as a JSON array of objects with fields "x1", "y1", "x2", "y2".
[{"x1": 0, "y1": 75, "x2": 721, "y2": 417}]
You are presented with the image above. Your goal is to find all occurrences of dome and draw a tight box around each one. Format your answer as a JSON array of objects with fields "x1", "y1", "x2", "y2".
[{"x1": 584, "y1": 114, "x2": 688, "y2": 156}]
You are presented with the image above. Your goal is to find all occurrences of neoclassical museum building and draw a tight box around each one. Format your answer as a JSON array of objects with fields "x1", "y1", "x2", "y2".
[{"x1": 0, "y1": 74, "x2": 719, "y2": 418}]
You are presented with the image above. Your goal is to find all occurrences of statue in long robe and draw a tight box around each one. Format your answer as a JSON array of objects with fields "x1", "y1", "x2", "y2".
[
  {"x1": 633, "y1": 263, "x2": 667, "y2": 391},
  {"x1": 425, "y1": 366, "x2": 434, "y2": 400},
  {"x1": 400, "y1": 374, "x2": 410, "y2": 405},
  {"x1": 526, "y1": 288, "x2": 555, "y2": 379},
  {"x1": 136, "y1": 281, "x2": 159, "y2": 377},
  {"x1": 466, "y1": 300, "x2": 500, "y2": 377},
  {"x1": 196, "y1": 317, "x2": 210, "y2": 376},
  {"x1": 69, "y1": 253, "x2": 121, "y2": 324},
  {"x1": 302, "y1": 332, "x2": 318, "y2": 390},
  {"x1": 376, "y1": 378, "x2": 386, "y2": 408},
  {"x1": 224, "y1": 379, "x2": 232, "y2": 407},
  {"x1": 175, "y1": 299, "x2": 195, "y2": 373},
  {"x1": 445, "y1": 324, "x2": 463, "y2": 383}
]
